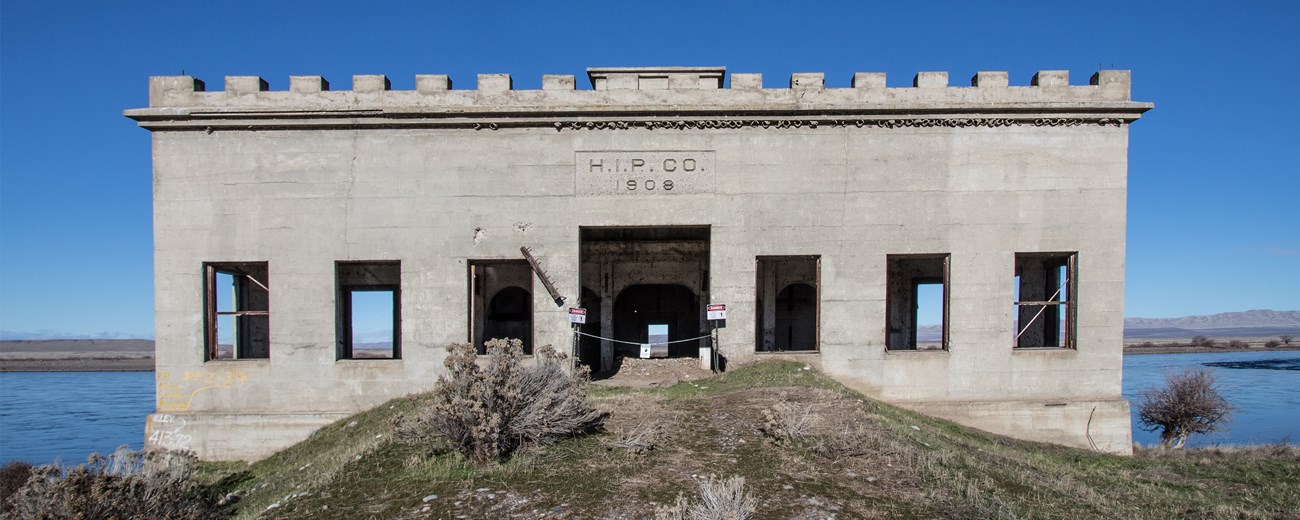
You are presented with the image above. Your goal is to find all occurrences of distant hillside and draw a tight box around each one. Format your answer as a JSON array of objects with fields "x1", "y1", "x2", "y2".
[
  {"x1": 1124, "y1": 309, "x2": 1300, "y2": 330},
  {"x1": 0, "y1": 339, "x2": 154, "y2": 353},
  {"x1": 918, "y1": 310, "x2": 1300, "y2": 341},
  {"x1": 0, "y1": 339, "x2": 154, "y2": 372}
]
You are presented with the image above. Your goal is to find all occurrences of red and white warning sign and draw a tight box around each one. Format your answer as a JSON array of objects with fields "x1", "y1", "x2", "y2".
[
  {"x1": 706, "y1": 304, "x2": 727, "y2": 321},
  {"x1": 568, "y1": 307, "x2": 587, "y2": 324}
]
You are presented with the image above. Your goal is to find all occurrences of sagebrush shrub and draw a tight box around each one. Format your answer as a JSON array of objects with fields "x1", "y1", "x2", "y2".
[
  {"x1": 0, "y1": 461, "x2": 34, "y2": 514},
  {"x1": 759, "y1": 400, "x2": 814, "y2": 444},
  {"x1": 3, "y1": 447, "x2": 220, "y2": 520},
  {"x1": 654, "y1": 474, "x2": 758, "y2": 520},
  {"x1": 396, "y1": 338, "x2": 606, "y2": 463}
]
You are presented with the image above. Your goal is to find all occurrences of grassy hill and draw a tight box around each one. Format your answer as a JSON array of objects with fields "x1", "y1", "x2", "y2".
[{"x1": 199, "y1": 362, "x2": 1300, "y2": 519}]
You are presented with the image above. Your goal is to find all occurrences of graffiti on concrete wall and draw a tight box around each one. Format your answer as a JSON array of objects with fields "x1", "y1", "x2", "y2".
[
  {"x1": 145, "y1": 414, "x2": 191, "y2": 450},
  {"x1": 155, "y1": 368, "x2": 247, "y2": 413}
]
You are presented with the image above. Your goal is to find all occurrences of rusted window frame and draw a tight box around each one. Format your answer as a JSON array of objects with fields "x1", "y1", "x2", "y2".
[
  {"x1": 467, "y1": 259, "x2": 535, "y2": 355},
  {"x1": 884, "y1": 253, "x2": 951, "y2": 352},
  {"x1": 336, "y1": 260, "x2": 402, "y2": 360},
  {"x1": 202, "y1": 262, "x2": 270, "y2": 361},
  {"x1": 753, "y1": 255, "x2": 821, "y2": 353},
  {"x1": 1012, "y1": 252, "x2": 1077, "y2": 349}
]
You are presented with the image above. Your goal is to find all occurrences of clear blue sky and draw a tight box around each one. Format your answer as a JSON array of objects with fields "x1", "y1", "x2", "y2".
[{"x1": 1, "y1": 1, "x2": 1296, "y2": 338}]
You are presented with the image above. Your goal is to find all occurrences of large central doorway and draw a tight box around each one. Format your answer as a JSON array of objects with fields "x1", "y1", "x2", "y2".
[{"x1": 578, "y1": 226, "x2": 710, "y2": 373}]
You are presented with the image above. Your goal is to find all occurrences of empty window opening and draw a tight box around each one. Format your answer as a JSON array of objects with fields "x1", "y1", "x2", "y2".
[
  {"x1": 886, "y1": 254, "x2": 949, "y2": 351},
  {"x1": 1014, "y1": 253, "x2": 1076, "y2": 348},
  {"x1": 469, "y1": 260, "x2": 534, "y2": 355},
  {"x1": 204, "y1": 262, "x2": 269, "y2": 360},
  {"x1": 755, "y1": 256, "x2": 820, "y2": 352},
  {"x1": 348, "y1": 290, "x2": 396, "y2": 358},
  {"x1": 337, "y1": 261, "x2": 400, "y2": 359}
]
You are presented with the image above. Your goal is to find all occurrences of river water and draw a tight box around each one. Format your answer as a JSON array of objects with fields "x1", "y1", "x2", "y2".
[
  {"x1": 1, "y1": 350, "x2": 1297, "y2": 464},
  {"x1": 1123, "y1": 349, "x2": 1300, "y2": 447},
  {"x1": 0, "y1": 371, "x2": 154, "y2": 465}
]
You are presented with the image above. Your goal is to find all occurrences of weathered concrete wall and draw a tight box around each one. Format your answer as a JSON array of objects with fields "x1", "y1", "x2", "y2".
[{"x1": 129, "y1": 68, "x2": 1149, "y2": 459}]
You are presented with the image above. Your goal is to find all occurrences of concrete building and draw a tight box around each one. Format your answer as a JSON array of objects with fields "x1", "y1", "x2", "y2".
[{"x1": 126, "y1": 67, "x2": 1152, "y2": 460}]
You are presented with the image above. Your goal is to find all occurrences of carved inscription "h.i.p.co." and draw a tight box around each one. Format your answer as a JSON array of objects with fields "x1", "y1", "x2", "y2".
[{"x1": 575, "y1": 151, "x2": 715, "y2": 196}]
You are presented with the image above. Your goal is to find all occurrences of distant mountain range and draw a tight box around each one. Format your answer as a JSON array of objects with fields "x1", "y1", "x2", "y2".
[
  {"x1": 1123, "y1": 310, "x2": 1300, "y2": 340},
  {"x1": 917, "y1": 309, "x2": 1299, "y2": 341},
  {"x1": 1123, "y1": 309, "x2": 1300, "y2": 330},
  {"x1": 0, "y1": 329, "x2": 152, "y2": 341}
]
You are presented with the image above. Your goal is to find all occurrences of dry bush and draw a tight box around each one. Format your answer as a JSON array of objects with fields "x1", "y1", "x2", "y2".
[
  {"x1": 1190, "y1": 335, "x2": 1217, "y2": 348},
  {"x1": 1137, "y1": 369, "x2": 1233, "y2": 448},
  {"x1": 607, "y1": 420, "x2": 666, "y2": 455},
  {"x1": 1, "y1": 461, "x2": 34, "y2": 514},
  {"x1": 759, "y1": 400, "x2": 815, "y2": 444},
  {"x1": 693, "y1": 475, "x2": 758, "y2": 520},
  {"x1": 395, "y1": 339, "x2": 606, "y2": 463},
  {"x1": 810, "y1": 426, "x2": 878, "y2": 464},
  {"x1": 654, "y1": 475, "x2": 757, "y2": 520},
  {"x1": 3, "y1": 446, "x2": 220, "y2": 520},
  {"x1": 1226, "y1": 340, "x2": 1249, "y2": 349},
  {"x1": 1265, "y1": 340, "x2": 1281, "y2": 348}
]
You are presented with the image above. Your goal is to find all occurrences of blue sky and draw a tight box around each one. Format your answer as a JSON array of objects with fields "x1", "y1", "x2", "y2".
[{"x1": 1, "y1": 0, "x2": 1296, "y2": 338}]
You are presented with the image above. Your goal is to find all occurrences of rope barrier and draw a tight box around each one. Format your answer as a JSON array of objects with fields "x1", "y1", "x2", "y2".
[{"x1": 572, "y1": 330, "x2": 712, "y2": 346}]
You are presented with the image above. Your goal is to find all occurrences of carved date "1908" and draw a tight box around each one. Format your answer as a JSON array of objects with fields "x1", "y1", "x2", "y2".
[{"x1": 627, "y1": 179, "x2": 674, "y2": 191}]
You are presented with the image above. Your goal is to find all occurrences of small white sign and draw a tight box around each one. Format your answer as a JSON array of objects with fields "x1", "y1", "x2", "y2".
[
  {"x1": 568, "y1": 308, "x2": 587, "y2": 324},
  {"x1": 640, "y1": 344, "x2": 652, "y2": 359},
  {"x1": 707, "y1": 304, "x2": 727, "y2": 321}
]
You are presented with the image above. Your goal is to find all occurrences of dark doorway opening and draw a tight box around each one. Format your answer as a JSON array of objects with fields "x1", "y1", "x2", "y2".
[
  {"x1": 774, "y1": 283, "x2": 817, "y2": 350},
  {"x1": 755, "y1": 256, "x2": 820, "y2": 352},
  {"x1": 579, "y1": 226, "x2": 710, "y2": 373},
  {"x1": 613, "y1": 284, "x2": 703, "y2": 358},
  {"x1": 469, "y1": 260, "x2": 534, "y2": 355}
]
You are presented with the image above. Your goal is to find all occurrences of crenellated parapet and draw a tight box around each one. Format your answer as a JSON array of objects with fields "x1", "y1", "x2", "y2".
[{"x1": 127, "y1": 67, "x2": 1151, "y2": 131}]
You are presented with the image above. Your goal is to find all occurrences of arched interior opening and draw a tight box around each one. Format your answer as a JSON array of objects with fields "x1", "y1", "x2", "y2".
[
  {"x1": 482, "y1": 286, "x2": 532, "y2": 354},
  {"x1": 755, "y1": 256, "x2": 819, "y2": 352},
  {"x1": 579, "y1": 226, "x2": 711, "y2": 373},
  {"x1": 612, "y1": 284, "x2": 703, "y2": 358},
  {"x1": 774, "y1": 283, "x2": 817, "y2": 350}
]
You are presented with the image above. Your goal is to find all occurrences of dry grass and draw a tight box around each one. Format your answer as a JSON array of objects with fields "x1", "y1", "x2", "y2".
[
  {"x1": 205, "y1": 361, "x2": 1300, "y2": 519},
  {"x1": 4, "y1": 447, "x2": 221, "y2": 520}
]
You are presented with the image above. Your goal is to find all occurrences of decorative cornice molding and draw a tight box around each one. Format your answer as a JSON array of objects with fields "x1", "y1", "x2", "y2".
[
  {"x1": 537, "y1": 117, "x2": 1126, "y2": 132},
  {"x1": 133, "y1": 113, "x2": 1136, "y2": 132}
]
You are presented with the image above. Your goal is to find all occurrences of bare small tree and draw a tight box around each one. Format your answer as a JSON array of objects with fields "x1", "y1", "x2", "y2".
[
  {"x1": 1280, "y1": 335, "x2": 1293, "y2": 346},
  {"x1": 1137, "y1": 369, "x2": 1232, "y2": 448}
]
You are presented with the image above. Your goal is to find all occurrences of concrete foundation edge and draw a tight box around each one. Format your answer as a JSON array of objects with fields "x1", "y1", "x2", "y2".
[
  {"x1": 145, "y1": 412, "x2": 352, "y2": 462},
  {"x1": 894, "y1": 398, "x2": 1134, "y2": 455}
]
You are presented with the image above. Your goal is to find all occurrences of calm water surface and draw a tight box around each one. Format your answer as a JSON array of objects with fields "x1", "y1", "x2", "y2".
[
  {"x1": 1124, "y1": 350, "x2": 1300, "y2": 447},
  {"x1": 1, "y1": 351, "x2": 1296, "y2": 464},
  {"x1": 0, "y1": 371, "x2": 154, "y2": 465}
]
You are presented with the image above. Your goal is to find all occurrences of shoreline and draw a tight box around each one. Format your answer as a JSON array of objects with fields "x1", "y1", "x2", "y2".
[
  {"x1": 1123, "y1": 345, "x2": 1300, "y2": 355},
  {"x1": 0, "y1": 358, "x2": 154, "y2": 372}
]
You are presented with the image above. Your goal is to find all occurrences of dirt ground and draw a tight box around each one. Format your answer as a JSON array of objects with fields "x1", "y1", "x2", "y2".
[{"x1": 590, "y1": 356, "x2": 716, "y2": 389}]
